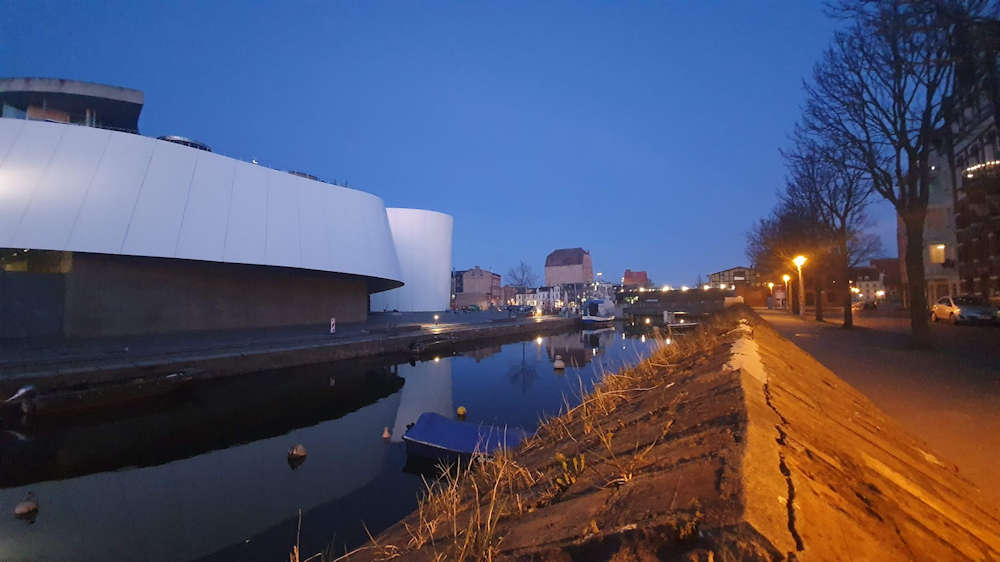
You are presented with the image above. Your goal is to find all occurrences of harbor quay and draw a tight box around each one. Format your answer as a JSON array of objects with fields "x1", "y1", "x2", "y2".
[{"x1": 0, "y1": 312, "x2": 578, "y2": 414}]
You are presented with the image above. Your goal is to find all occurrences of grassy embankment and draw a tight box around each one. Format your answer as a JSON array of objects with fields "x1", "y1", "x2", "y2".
[{"x1": 317, "y1": 308, "x2": 752, "y2": 562}]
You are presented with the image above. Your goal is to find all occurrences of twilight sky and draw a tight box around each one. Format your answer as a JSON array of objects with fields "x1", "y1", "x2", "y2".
[{"x1": 1, "y1": 0, "x2": 896, "y2": 286}]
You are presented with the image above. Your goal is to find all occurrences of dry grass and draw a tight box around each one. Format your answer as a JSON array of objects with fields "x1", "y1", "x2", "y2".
[{"x1": 334, "y1": 309, "x2": 743, "y2": 561}]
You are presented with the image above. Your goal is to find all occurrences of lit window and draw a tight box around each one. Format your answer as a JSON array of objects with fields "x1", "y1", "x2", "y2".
[{"x1": 929, "y1": 244, "x2": 946, "y2": 264}]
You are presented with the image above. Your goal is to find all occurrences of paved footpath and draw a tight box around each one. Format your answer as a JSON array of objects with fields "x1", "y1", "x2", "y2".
[
  {"x1": 757, "y1": 307, "x2": 1000, "y2": 512},
  {"x1": 0, "y1": 310, "x2": 551, "y2": 378}
]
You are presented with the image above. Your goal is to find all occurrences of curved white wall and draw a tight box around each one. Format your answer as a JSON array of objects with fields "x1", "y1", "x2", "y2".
[
  {"x1": 370, "y1": 208, "x2": 453, "y2": 311},
  {"x1": 0, "y1": 118, "x2": 403, "y2": 288}
]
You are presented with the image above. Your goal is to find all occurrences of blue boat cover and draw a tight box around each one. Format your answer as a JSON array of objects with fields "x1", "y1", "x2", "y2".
[{"x1": 403, "y1": 412, "x2": 529, "y2": 456}]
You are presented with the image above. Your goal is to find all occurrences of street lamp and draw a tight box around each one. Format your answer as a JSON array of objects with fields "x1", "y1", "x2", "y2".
[{"x1": 792, "y1": 256, "x2": 807, "y2": 317}]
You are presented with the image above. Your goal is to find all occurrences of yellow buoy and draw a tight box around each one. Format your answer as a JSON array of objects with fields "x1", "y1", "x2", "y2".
[{"x1": 456, "y1": 406, "x2": 467, "y2": 418}]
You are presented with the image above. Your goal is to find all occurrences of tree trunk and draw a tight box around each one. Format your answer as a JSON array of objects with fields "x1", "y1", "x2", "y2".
[
  {"x1": 814, "y1": 272, "x2": 824, "y2": 322},
  {"x1": 790, "y1": 280, "x2": 798, "y2": 315},
  {"x1": 903, "y1": 210, "x2": 931, "y2": 347},
  {"x1": 842, "y1": 245, "x2": 853, "y2": 328}
]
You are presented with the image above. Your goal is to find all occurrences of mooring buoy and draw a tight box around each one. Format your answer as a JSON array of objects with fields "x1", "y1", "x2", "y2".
[{"x1": 14, "y1": 492, "x2": 38, "y2": 522}]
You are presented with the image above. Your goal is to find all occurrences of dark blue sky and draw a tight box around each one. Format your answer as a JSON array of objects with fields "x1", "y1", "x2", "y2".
[{"x1": 2, "y1": 1, "x2": 895, "y2": 285}]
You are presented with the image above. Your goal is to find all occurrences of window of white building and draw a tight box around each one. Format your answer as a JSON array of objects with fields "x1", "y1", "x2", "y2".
[{"x1": 929, "y1": 244, "x2": 946, "y2": 264}]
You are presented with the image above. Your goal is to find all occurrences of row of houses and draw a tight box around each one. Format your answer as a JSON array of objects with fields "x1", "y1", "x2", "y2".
[
  {"x1": 450, "y1": 248, "x2": 598, "y2": 310},
  {"x1": 707, "y1": 264, "x2": 901, "y2": 307},
  {"x1": 452, "y1": 248, "x2": 623, "y2": 311}
]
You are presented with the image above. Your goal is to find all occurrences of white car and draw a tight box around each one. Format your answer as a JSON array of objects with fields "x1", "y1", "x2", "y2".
[{"x1": 930, "y1": 295, "x2": 999, "y2": 325}]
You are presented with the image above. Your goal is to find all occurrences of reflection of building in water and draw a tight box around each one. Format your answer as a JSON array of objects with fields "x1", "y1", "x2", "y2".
[
  {"x1": 507, "y1": 342, "x2": 539, "y2": 393},
  {"x1": 390, "y1": 359, "x2": 454, "y2": 442},
  {"x1": 544, "y1": 328, "x2": 613, "y2": 369},
  {"x1": 464, "y1": 344, "x2": 502, "y2": 362},
  {"x1": 545, "y1": 332, "x2": 590, "y2": 368},
  {"x1": 0, "y1": 364, "x2": 404, "y2": 488},
  {"x1": 0, "y1": 390, "x2": 403, "y2": 562}
]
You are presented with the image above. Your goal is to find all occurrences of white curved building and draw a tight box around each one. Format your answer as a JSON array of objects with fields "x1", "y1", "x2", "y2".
[
  {"x1": 371, "y1": 208, "x2": 453, "y2": 312},
  {"x1": 0, "y1": 78, "x2": 451, "y2": 337}
]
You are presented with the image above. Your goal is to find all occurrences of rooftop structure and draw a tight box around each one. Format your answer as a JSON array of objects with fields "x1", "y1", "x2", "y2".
[
  {"x1": 623, "y1": 269, "x2": 649, "y2": 287},
  {"x1": 544, "y1": 247, "x2": 593, "y2": 286},
  {"x1": 0, "y1": 77, "x2": 144, "y2": 132},
  {"x1": 709, "y1": 267, "x2": 756, "y2": 286}
]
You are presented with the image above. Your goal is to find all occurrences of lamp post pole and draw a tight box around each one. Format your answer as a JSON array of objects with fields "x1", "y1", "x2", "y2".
[
  {"x1": 782, "y1": 274, "x2": 791, "y2": 311},
  {"x1": 793, "y1": 256, "x2": 807, "y2": 317}
]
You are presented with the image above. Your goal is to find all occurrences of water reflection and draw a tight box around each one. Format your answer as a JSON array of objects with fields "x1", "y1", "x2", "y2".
[
  {"x1": 0, "y1": 363, "x2": 404, "y2": 488},
  {"x1": 0, "y1": 324, "x2": 658, "y2": 562},
  {"x1": 507, "y1": 342, "x2": 538, "y2": 394},
  {"x1": 390, "y1": 360, "x2": 452, "y2": 442}
]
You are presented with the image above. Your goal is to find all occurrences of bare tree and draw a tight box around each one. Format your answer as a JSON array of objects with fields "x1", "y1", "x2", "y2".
[
  {"x1": 802, "y1": 0, "x2": 994, "y2": 346},
  {"x1": 506, "y1": 260, "x2": 538, "y2": 289},
  {"x1": 782, "y1": 135, "x2": 878, "y2": 327},
  {"x1": 747, "y1": 200, "x2": 829, "y2": 317}
]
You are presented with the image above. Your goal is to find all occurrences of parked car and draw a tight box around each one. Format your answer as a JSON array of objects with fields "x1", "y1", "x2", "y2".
[
  {"x1": 851, "y1": 300, "x2": 877, "y2": 311},
  {"x1": 930, "y1": 295, "x2": 999, "y2": 325}
]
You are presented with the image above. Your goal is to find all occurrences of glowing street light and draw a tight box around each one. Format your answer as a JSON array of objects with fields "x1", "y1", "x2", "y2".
[
  {"x1": 681, "y1": 285, "x2": 689, "y2": 292},
  {"x1": 434, "y1": 314, "x2": 439, "y2": 325},
  {"x1": 767, "y1": 281, "x2": 775, "y2": 293},
  {"x1": 782, "y1": 274, "x2": 791, "y2": 311},
  {"x1": 792, "y1": 256, "x2": 807, "y2": 317}
]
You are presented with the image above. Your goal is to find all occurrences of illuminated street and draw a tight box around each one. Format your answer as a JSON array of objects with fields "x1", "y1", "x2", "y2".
[{"x1": 758, "y1": 307, "x2": 1000, "y2": 512}]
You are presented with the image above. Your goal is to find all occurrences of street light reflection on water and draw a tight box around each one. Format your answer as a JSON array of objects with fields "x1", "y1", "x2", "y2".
[{"x1": 0, "y1": 322, "x2": 662, "y2": 562}]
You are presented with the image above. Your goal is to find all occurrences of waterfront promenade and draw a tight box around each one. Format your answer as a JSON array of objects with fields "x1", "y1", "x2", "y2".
[{"x1": 0, "y1": 311, "x2": 576, "y2": 393}]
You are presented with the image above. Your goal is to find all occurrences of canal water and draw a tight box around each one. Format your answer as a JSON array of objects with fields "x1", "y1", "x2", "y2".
[{"x1": 0, "y1": 324, "x2": 660, "y2": 561}]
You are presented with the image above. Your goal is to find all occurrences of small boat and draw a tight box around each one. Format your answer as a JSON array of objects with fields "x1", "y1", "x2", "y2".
[
  {"x1": 402, "y1": 412, "x2": 529, "y2": 462},
  {"x1": 582, "y1": 315, "x2": 614, "y2": 327},
  {"x1": 582, "y1": 299, "x2": 615, "y2": 327},
  {"x1": 663, "y1": 311, "x2": 698, "y2": 330}
]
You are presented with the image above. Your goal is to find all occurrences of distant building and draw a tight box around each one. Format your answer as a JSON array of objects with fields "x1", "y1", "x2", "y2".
[
  {"x1": 501, "y1": 285, "x2": 518, "y2": 305},
  {"x1": 622, "y1": 269, "x2": 649, "y2": 288},
  {"x1": 0, "y1": 77, "x2": 451, "y2": 338},
  {"x1": 870, "y1": 258, "x2": 902, "y2": 301},
  {"x1": 545, "y1": 248, "x2": 593, "y2": 286},
  {"x1": 951, "y1": 21, "x2": 1000, "y2": 300},
  {"x1": 899, "y1": 143, "x2": 961, "y2": 303},
  {"x1": 451, "y1": 267, "x2": 502, "y2": 309},
  {"x1": 709, "y1": 267, "x2": 756, "y2": 287},
  {"x1": 849, "y1": 267, "x2": 886, "y2": 302},
  {"x1": 514, "y1": 286, "x2": 567, "y2": 312}
]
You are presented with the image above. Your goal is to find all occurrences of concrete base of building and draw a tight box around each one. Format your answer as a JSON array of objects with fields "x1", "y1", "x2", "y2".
[{"x1": 2, "y1": 252, "x2": 372, "y2": 338}]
